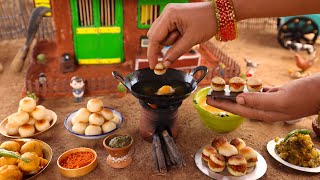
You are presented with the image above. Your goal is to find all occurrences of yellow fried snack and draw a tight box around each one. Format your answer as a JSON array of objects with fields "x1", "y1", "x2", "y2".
[
  {"x1": 20, "y1": 141, "x2": 43, "y2": 158},
  {"x1": 39, "y1": 157, "x2": 48, "y2": 168},
  {"x1": 156, "y1": 85, "x2": 175, "y2": 95},
  {"x1": 18, "y1": 152, "x2": 40, "y2": 174},
  {"x1": 0, "y1": 157, "x2": 18, "y2": 166},
  {"x1": 0, "y1": 165, "x2": 23, "y2": 180},
  {"x1": 0, "y1": 141, "x2": 21, "y2": 152}
]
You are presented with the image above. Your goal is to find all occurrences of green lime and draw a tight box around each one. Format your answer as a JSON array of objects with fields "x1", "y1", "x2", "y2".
[
  {"x1": 117, "y1": 83, "x2": 127, "y2": 93},
  {"x1": 37, "y1": 54, "x2": 46, "y2": 63}
]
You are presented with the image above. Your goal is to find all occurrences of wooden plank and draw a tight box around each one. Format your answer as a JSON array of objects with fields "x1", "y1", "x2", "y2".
[
  {"x1": 111, "y1": 0, "x2": 114, "y2": 25},
  {"x1": 89, "y1": 0, "x2": 93, "y2": 25},
  {"x1": 106, "y1": 0, "x2": 110, "y2": 26},
  {"x1": 78, "y1": 0, "x2": 84, "y2": 26},
  {"x1": 100, "y1": 0, "x2": 104, "y2": 26}
]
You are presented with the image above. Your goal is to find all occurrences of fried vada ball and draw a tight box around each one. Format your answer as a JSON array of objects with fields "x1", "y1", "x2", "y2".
[
  {"x1": 20, "y1": 141, "x2": 43, "y2": 158},
  {"x1": 5, "y1": 122, "x2": 19, "y2": 136},
  {"x1": 73, "y1": 108, "x2": 91, "y2": 123},
  {"x1": 19, "y1": 97, "x2": 36, "y2": 113},
  {"x1": 8, "y1": 112, "x2": 29, "y2": 126},
  {"x1": 89, "y1": 113, "x2": 104, "y2": 126},
  {"x1": 85, "y1": 125, "x2": 102, "y2": 135},
  {"x1": 0, "y1": 156, "x2": 18, "y2": 166},
  {"x1": 39, "y1": 157, "x2": 48, "y2": 167},
  {"x1": 18, "y1": 125, "x2": 35, "y2": 138},
  {"x1": 18, "y1": 152, "x2": 40, "y2": 174},
  {"x1": 0, "y1": 165, "x2": 23, "y2": 180},
  {"x1": 100, "y1": 108, "x2": 114, "y2": 121},
  {"x1": 87, "y1": 99, "x2": 104, "y2": 113},
  {"x1": 0, "y1": 141, "x2": 21, "y2": 152},
  {"x1": 31, "y1": 105, "x2": 47, "y2": 120}
]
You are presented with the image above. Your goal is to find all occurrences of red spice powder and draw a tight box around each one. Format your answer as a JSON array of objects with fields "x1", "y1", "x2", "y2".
[{"x1": 60, "y1": 151, "x2": 95, "y2": 169}]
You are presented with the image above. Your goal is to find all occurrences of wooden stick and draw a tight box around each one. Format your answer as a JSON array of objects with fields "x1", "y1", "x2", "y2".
[
  {"x1": 106, "y1": 0, "x2": 110, "y2": 26},
  {"x1": 78, "y1": 0, "x2": 84, "y2": 26},
  {"x1": 153, "y1": 133, "x2": 167, "y2": 173},
  {"x1": 85, "y1": 0, "x2": 90, "y2": 26},
  {"x1": 111, "y1": 0, "x2": 114, "y2": 25},
  {"x1": 89, "y1": 0, "x2": 93, "y2": 25},
  {"x1": 160, "y1": 136, "x2": 172, "y2": 167},
  {"x1": 105, "y1": 0, "x2": 108, "y2": 26},
  {"x1": 152, "y1": 139, "x2": 160, "y2": 173},
  {"x1": 162, "y1": 130, "x2": 185, "y2": 168},
  {"x1": 100, "y1": 0, "x2": 104, "y2": 26}
]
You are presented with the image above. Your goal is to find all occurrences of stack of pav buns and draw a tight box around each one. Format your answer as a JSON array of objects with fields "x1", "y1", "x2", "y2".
[
  {"x1": 5, "y1": 97, "x2": 54, "y2": 137},
  {"x1": 71, "y1": 98, "x2": 120, "y2": 136},
  {"x1": 202, "y1": 137, "x2": 258, "y2": 176},
  {"x1": 211, "y1": 76, "x2": 263, "y2": 92}
]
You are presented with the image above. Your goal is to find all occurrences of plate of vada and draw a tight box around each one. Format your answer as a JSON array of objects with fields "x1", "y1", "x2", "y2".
[
  {"x1": 195, "y1": 137, "x2": 267, "y2": 180},
  {"x1": 64, "y1": 98, "x2": 123, "y2": 139},
  {"x1": 0, "y1": 97, "x2": 57, "y2": 138},
  {"x1": 0, "y1": 138, "x2": 52, "y2": 180}
]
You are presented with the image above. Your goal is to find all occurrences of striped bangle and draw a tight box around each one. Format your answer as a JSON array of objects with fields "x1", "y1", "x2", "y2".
[{"x1": 212, "y1": 0, "x2": 238, "y2": 42}]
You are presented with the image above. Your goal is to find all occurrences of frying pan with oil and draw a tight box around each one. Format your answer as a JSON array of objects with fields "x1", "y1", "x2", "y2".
[{"x1": 112, "y1": 66, "x2": 208, "y2": 107}]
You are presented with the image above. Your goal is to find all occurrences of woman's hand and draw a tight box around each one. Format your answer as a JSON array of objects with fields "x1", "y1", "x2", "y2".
[
  {"x1": 207, "y1": 74, "x2": 320, "y2": 122},
  {"x1": 147, "y1": 2, "x2": 216, "y2": 69}
]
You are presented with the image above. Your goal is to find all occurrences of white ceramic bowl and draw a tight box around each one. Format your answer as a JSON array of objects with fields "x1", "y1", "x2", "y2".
[{"x1": 64, "y1": 107, "x2": 123, "y2": 140}]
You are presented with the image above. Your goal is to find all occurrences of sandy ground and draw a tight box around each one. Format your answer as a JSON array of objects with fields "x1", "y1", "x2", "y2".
[{"x1": 0, "y1": 31, "x2": 320, "y2": 180}]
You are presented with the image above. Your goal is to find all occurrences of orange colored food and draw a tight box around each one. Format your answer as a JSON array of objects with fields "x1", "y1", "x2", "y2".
[
  {"x1": 60, "y1": 152, "x2": 95, "y2": 169},
  {"x1": 198, "y1": 97, "x2": 223, "y2": 113},
  {"x1": 157, "y1": 85, "x2": 174, "y2": 95},
  {"x1": 230, "y1": 83, "x2": 244, "y2": 89}
]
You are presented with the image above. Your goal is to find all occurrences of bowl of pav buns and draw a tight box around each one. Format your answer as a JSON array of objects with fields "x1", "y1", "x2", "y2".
[
  {"x1": 0, "y1": 97, "x2": 57, "y2": 138},
  {"x1": 64, "y1": 98, "x2": 123, "y2": 139},
  {"x1": 193, "y1": 76, "x2": 264, "y2": 133}
]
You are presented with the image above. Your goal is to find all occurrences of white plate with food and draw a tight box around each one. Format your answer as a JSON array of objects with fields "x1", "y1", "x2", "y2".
[
  {"x1": 0, "y1": 138, "x2": 52, "y2": 180},
  {"x1": 0, "y1": 110, "x2": 57, "y2": 138},
  {"x1": 195, "y1": 145, "x2": 267, "y2": 180},
  {"x1": 267, "y1": 138, "x2": 320, "y2": 173},
  {"x1": 64, "y1": 107, "x2": 123, "y2": 140}
]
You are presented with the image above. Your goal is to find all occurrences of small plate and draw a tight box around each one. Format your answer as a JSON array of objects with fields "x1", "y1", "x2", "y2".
[
  {"x1": 64, "y1": 107, "x2": 123, "y2": 140},
  {"x1": 2, "y1": 138, "x2": 53, "y2": 180},
  {"x1": 0, "y1": 110, "x2": 57, "y2": 138},
  {"x1": 195, "y1": 145, "x2": 267, "y2": 180},
  {"x1": 267, "y1": 138, "x2": 320, "y2": 173}
]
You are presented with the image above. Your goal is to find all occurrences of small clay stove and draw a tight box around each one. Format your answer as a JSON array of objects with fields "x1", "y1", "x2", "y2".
[
  {"x1": 139, "y1": 101, "x2": 186, "y2": 173},
  {"x1": 139, "y1": 100, "x2": 181, "y2": 143}
]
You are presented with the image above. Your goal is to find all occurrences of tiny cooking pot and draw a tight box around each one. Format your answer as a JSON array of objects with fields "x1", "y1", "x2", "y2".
[{"x1": 112, "y1": 66, "x2": 208, "y2": 107}]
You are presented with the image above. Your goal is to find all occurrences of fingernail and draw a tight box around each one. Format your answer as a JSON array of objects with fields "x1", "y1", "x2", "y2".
[{"x1": 237, "y1": 96, "x2": 245, "y2": 105}]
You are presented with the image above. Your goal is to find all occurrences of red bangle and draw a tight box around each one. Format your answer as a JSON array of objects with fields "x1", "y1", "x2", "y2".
[{"x1": 212, "y1": 0, "x2": 237, "y2": 42}]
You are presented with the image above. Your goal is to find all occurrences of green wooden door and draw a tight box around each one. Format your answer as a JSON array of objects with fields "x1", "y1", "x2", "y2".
[{"x1": 70, "y1": 0, "x2": 123, "y2": 64}]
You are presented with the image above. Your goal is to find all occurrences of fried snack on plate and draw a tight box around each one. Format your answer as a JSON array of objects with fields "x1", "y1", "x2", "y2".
[
  {"x1": 20, "y1": 141, "x2": 43, "y2": 158},
  {"x1": 202, "y1": 145, "x2": 217, "y2": 162},
  {"x1": 208, "y1": 153, "x2": 225, "y2": 172},
  {"x1": 18, "y1": 152, "x2": 41, "y2": 174},
  {"x1": 230, "y1": 138, "x2": 246, "y2": 151},
  {"x1": 227, "y1": 155, "x2": 247, "y2": 176},
  {"x1": 0, "y1": 141, "x2": 21, "y2": 152},
  {"x1": 0, "y1": 165, "x2": 23, "y2": 180}
]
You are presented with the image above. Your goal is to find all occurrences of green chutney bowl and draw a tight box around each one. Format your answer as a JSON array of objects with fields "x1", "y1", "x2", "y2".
[{"x1": 193, "y1": 87, "x2": 245, "y2": 133}]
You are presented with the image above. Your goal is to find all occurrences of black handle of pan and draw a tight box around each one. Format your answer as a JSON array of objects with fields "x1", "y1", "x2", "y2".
[
  {"x1": 112, "y1": 71, "x2": 131, "y2": 91},
  {"x1": 189, "y1": 66, "x2": 208, "y2": 84}
]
